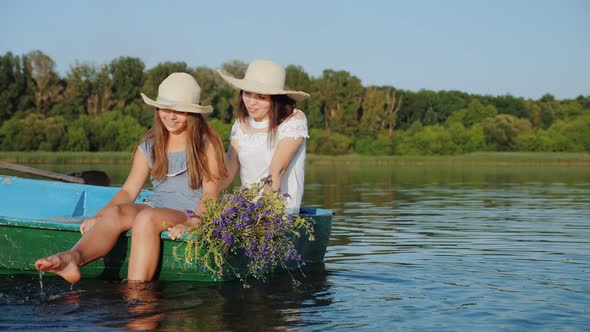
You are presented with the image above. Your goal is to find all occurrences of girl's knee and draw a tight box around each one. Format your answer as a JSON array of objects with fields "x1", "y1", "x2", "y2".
[
  {"x1": 102, "y1": 205, "x2": 122, "y2": 219},
  {"x1": 132, "y1": 209, "x2": 167, "y2": 234},
  {"x1": 101, "y1": 204, "x2": 136, "y2": 230}
]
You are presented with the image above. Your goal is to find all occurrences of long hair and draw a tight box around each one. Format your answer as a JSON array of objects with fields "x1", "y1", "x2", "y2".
[
  {"x1": 137, "y1": 110, "x2": 228, "y2": 189},
  {"x1": 237, "y1": 91, "x2": 296, "y2": 146}
]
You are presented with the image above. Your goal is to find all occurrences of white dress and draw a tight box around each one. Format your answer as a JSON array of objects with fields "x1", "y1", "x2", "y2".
[{"x1": 230, "y1": 109, "x2": 308, "y2": 213}]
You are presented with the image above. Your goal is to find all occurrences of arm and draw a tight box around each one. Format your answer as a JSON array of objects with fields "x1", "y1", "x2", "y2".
[
  {"x1": 168, "y1": 142, "x2": 225, "y2": 239},
  {"x1": 220, "y1": 141, "x2": 240, "y2": 192},
  {"x1": 192, "y1": 140, "x2": 224, "y2": 219},
  {"x1": 267, "y1": 111, "x2": 308, "y2": 192},
  {"x1": 101, "y1": 148, "x2": 150, "y2": 211},
  {"x1": 267, "y1": 137, "x2": 304, "y2": 191},
  {"x1": 81, "y1": 148, "x2": 149, "y2": 233}
]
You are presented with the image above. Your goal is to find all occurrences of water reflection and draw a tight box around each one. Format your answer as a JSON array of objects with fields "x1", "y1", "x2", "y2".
[
  {"x1": 121, "y1": 282, "x2": 166, "y2": 331},
  {"x1": 2, "y1": 164, "x2": 590, "y2": 330},
  {"x1": 219, "y1": 264, "x2": 332, "y2": 331},
  {"x1": 305, "y1": 164, "x2": 590, "y2": 212},
  {"x1": 0, "y1": 264, "x2": 332, "y2": 331}
]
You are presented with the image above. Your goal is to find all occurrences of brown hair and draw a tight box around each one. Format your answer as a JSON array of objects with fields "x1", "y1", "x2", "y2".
[
  {"x1": 137, "y1": 110, "x2": 228, "y2": 189},
  {"x1": 237, "y1": 91, "x2": 296, "y2": 146}
]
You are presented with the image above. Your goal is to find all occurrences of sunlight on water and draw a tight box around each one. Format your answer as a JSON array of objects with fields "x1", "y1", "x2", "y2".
[
  {"x1": 303, "y1": 165, "x2": 590, "y2": 330},
  {"x1": 1, "y1": 164, "x2": 589, "y2": 331}
]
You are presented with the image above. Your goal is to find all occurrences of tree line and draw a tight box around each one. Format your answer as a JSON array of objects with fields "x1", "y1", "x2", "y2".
[{"x1": 1, "y1": 50, "x2": 589, "y2": 155}]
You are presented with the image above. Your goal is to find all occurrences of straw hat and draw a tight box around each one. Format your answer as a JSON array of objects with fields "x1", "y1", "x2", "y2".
[
  {"x1": 217, "y1": 59, "x2": 310, "y2": 101},
  {"x1": 141, "y1": 72, "x2": 213, "y2": 114}
]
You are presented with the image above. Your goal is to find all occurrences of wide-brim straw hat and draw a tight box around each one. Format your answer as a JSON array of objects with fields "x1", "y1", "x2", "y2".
[
  {"x1": 141, "y1": 72, "x2": 213, "y2": 114},
  {"x1": 217, "y1": 59, "x2": 310, "y2": 101}
]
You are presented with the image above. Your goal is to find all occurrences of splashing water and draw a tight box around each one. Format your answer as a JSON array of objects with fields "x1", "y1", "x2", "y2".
[{"x1": 38, "y1": 271, "x2": 44, "y2": 296}]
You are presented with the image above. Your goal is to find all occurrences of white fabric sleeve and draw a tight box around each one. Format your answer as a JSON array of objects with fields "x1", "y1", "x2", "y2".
[
  {"x1": 278, "y1": 112, "x2": 309, "y2": 141},
  {"x1": 229, "y1": 120, "x2": 240, "y2": 141}
]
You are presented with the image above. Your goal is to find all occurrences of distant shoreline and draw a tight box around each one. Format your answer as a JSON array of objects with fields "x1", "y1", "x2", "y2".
[
  {"x1": 0, "y1": 151, "x2": 589, "y2": 166},
  {"x1": 307, "y1": 152, "x2": 590, "y2": 166}
]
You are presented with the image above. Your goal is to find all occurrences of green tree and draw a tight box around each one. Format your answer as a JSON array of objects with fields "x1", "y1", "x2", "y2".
[
  {"x1": 353, "y1": 135, "x2": 394, "y2": 155},
  {"x1": 311, "y1": 69, "x2": 363, "y2": 135},
  {"x1": 525, "y1": 100, "x2": 542, "y2": 128},
  {"x1": 396, "y1": 125, "x2": 460, "y2": 155},
  {"x1": 16, "y1": 113, "x2": 47, "y2": 150},
  {"x1": 40, "y1": 116, "x2": 66, "y2": 150},
  {"x1": 359, "y1": 86, "x2": 402, "y2": 137},
  {"x1": 307, "y1": 128, "x2": 351, "y2": 155},
  {"x1": 285, "y1": 65, "x2": 312, "y2": 111},
  {"x1": 285, "y1": 65, "x2": 311, "y2": 92},
  {"x1": 221, "y1": 60, "x2": 247, "y2": 78},
  {"x1": 192, "y1": 66, "x2": 218, "y2": 107},
  {"x1": 63, "y1": 116, "x2": 91, "y2": 151},
  {"x1": 0, "y1": 113, "x2": 66, "y2": 151},
  {"x1": 436, "y1": 90, "x2": 470, "y2": 123},
  {"x1": 539, "y1": 93, "x2": 555, "y2": 103},
  {"x1": 492, "y1": 94, "x2": 530, "y2": 119},
  {"x1": 0, "y1": 117, "x2": 20, "y2": 150},
  {"x1": 93, "y1": 65, "x2": 115, "y2": 113},
  {"x1": 413, "y1": 90, "x2": 439, "y2": 125},
  {"x1": 88, "y1": 111, "x2": 146, "y2": 151},
  {"x1": 554, "y1": 100, "x2": 584, "y2": 119},
  {"x1": 482, "y1": 114, "x2": 526, "y2": 150},
  {"x1": 462, "y1": 99, "x2": 497, "y2": 127},
  {"x1": 56, "y1": 63, "x2": 97, "y2": 118},
  {"x1": 194, "y1": 66, "x2": 236, "y2": 123},
  {"x1": 549, "y1": 115, "x2": 590, "y2": 151},
  {"x1": 109, "y1": 56, "x2": 145, "y2": 108},
  {"x1": 23, "y1": 50, "x2": 63, "y2": 114},
  {"x1": 208, "y1": 118, "x2": 232, "y2": 149},
  {"x1": 0, "y1": 52, "x2": 30, "y2": 121}
]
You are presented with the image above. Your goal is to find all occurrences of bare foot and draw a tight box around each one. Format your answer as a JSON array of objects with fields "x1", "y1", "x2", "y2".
[{"x1": 34, "y1": 251, "x2": 82, "y2": 284}]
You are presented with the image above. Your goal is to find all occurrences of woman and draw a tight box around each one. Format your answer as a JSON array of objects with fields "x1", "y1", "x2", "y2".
[
  {"x1": 35, "y1": 72, "x2": 227, "y2": 283},
  {"x1": 217, "y1": 59, "x2": 310, "y2": 213}
]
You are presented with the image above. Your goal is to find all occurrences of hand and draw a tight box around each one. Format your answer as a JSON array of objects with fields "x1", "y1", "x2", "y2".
[
  {"x1": 188, "y1": 216, "x2": 203, "y2": 225},
  {"x1": 168, "y1": 224, "x2": 190, "y2": 240},
  {"x1": 80, "y1": 216, "x2": 98, "y2": 234}
]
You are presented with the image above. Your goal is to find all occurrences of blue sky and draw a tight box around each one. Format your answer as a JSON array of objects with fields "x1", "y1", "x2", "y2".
[{"x1": 1, "y1": 0, "x2": 588, "y2": 99}]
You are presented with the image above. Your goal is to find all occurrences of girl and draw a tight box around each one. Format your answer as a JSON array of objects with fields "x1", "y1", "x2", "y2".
[
  {"x1": 35, "y1": 72, "x2": 227, "y2": 283},
  {"x1": 217, "y1": 59, "x2": 310, "y2": 213}
]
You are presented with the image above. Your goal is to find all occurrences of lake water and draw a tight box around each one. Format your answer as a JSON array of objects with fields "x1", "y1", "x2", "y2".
[{"x1": 1, "y1": 164, "x2": 589, "y2": 331}]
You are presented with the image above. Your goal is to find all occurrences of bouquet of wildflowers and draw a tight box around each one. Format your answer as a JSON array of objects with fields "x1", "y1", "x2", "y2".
[{"x1": 175, "y1": 176, "x2": 314, "y2": 283}]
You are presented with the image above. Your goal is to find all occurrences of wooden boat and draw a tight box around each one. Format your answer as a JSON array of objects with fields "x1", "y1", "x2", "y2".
[{"x1": 0, "y1": 175, "x2": 332, "y2": 282}]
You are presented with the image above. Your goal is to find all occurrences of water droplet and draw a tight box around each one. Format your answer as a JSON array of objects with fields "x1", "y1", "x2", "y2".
[{"x1": 38, "y1": 271, "x2": 44, "y2": 296}]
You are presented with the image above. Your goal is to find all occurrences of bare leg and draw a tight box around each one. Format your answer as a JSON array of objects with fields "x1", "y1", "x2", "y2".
[
  {"x1": 35, "y1": 203, "x2": 147, "y2": 284},
  {"x1": 127, "y1": 208, "x2": 187, "y2": 281}
]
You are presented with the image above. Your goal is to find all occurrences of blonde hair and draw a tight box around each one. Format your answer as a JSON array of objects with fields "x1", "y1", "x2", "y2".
[{"x1": 137, "y1": 110, "x2": 228, "y2": 189}]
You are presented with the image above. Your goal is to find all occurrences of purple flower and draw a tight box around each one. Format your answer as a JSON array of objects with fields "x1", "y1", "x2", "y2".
[
  {"x1": 221, "y1": 233, "x2": 234, "y2": 246},
  {"x1": 185, "y1": 210, "x2": 196, "y2": 218},
  {"x1": 179, "y1": 175, "x2": 313, "y2": 284}
]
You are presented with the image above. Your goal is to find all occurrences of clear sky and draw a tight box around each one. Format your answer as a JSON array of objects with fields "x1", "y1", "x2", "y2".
[{"x1": 1, "y1": 0, "x2": 588, "y2": 99}]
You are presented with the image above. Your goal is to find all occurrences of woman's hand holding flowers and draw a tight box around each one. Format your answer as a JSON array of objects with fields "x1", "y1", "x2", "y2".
[{"x1": 168, "y1": 223, "x2": 189, "y2": 240}]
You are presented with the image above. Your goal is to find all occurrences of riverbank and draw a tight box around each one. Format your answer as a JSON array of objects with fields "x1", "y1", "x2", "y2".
[
  {"x1": 307, "y1": 152, "x2": 590, "y2": 166},
  {"x1": 1, "y1": 151, "x2": 589, "y2": 166}
]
